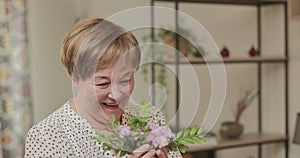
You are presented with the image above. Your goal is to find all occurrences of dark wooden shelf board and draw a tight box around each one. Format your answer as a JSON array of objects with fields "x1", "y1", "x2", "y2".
[
  {"x1": 163, "y1": 56, "x2": 287, "y2": 64},
  {"x1": 154, "y1": 0, "x2": 287, "y2": 5},
  {"x1": 187, "y1": 133, "x2": 287, "y2": 152}
]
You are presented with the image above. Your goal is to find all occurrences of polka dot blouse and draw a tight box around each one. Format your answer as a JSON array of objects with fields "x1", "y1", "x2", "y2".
[{"x1": 25, "y1": 101, "x2": 182, "y2": 158}]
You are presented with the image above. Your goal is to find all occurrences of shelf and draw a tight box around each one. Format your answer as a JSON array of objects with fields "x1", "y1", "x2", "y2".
[
  {"x1": 154, "y1": 0, "x2": 287, "y2": 5},
  {"x1": 164, "y1": 56, "x2": 287, "y2": 64},
  {"x1": 151, "y1": 0, "x2": 289, "y2": 157},
  {"x1": 187, "y1": 133, "x2": 287, "y2": 152}
]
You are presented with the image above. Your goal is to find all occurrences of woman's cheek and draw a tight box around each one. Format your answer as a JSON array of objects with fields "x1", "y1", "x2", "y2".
[{"x1": 95, "y1": 89, "x2": 108, "y2": 99}]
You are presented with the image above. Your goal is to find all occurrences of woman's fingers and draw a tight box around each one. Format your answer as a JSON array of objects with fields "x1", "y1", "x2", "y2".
[
  {"x1": 155, "y1": 147, "x2": 168, "y2": 158},
  {"x1": 129, "y1": 144, "x2": 155, "y2": 158},
  {"x1": 128, "y1": 145, "x2": 169, "y2": 158},
  {"x1": 140, "y1": 149, "x2": 156, "y2": 158}
]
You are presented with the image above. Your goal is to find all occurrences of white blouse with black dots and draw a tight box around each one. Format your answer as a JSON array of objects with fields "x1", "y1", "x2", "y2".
[{"x1": 25, "y1": 101, "x2": 182, "y2": 158}]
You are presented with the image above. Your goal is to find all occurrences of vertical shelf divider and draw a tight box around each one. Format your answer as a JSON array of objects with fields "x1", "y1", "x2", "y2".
[
  {"x1": 150, "y1": 0, "x2": 156, "y2": 106},
  {"x1": 175, "y1": 0, "x2": 180, "y2": 132},
  {"x1": 284, "y1": 2, "x2": 289, "y2": 158},
  {"x1": 257, "y1": 3, "x2": 263, "y2": 158}
]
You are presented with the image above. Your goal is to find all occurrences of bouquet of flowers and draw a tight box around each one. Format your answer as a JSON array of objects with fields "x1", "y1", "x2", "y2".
[{"x1": 92, "y1": 101, "x2": 206, "y2": 157}]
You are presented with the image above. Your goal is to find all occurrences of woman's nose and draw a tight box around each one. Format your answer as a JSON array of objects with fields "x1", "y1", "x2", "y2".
[{"x1": 108, "y1": 86, "x2": 123, "y2": 101}]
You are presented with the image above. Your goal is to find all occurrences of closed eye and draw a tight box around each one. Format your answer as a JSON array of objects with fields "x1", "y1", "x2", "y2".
[
  {"x1": 93, "y1": 82, "x2": 110, "y2": 88},
  {"x1": 120, "y1": 79, "x2": 131, "y2": 84}
]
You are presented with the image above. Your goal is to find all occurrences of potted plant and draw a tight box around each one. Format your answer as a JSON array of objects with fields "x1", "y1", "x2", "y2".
[
  {"x1": 142, "y1": 27, "x2": 206, "y2": 82},
  {"x1": 219, "y1": 89, "x2": 258, "y2": 139},
  {"x1": 158, "y1": 28, "x2": 205, "y2": 58}
]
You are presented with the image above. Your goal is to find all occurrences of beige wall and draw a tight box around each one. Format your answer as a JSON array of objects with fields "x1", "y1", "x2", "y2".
[
  {"x1": 288, "y1": 11, "x2": 300, "y2": 158},
  {"x1": 28, "y1": 0, "x2": 300, "y2": 157},
  {"x1": 28, "y1": 0, "x2": 75, "y2": 123}
]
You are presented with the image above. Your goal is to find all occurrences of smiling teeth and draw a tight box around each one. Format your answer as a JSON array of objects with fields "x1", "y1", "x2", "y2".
[{"x1": 106, "y1": 103, "x2": 117, "y2": 107}]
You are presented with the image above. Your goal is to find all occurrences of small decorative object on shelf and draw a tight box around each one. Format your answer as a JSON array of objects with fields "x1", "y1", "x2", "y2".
[
  {"x1": 92, "y1": 101, "x2": 206, "y2": 157},
  {"x1": 220, "y1": 46, "x2": 230, "y2": 57},
  {"x1": 220, "y1": 89, "x2": 257, "y2": 139},
  {"x1": 248, "y1": 46, "x2": 258, "y2": 57},
  {"x1": 219, "y1": 121, "x2": 243, "y2": 139}
]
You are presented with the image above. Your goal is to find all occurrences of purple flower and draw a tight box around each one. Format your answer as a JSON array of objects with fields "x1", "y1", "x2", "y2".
[
  {"x1": 118, "y1": 125, "x2": 131, "y2": 137},
  {"x1": 146, "y1": 124, "x2": 175, "y2": 147}
]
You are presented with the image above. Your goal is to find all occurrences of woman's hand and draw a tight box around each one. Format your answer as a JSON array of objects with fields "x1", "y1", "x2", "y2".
[
  {"x1": 155, "y1": 146, "x2": 168, "y2": 158},
  {"x1": 128, "y1": 144, "x2": 168, "y2": 158},
  {"x1": 128, "y1": 144, "x2": 155, "y2": 158}
]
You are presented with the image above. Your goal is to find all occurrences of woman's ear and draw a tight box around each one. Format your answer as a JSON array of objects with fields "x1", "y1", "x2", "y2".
[{"x1": 72, "y1": 77, "x2": 79, "y2": 87}]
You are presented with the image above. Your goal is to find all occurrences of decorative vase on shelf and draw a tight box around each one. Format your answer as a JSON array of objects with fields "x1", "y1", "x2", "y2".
[
  {"x1": 219, "y1": 89, "x2": 257, "y2": 139},
  {"x1": 220, "y1": 46, "x2": 230, "y2": 57},
  {"x1": 219, "y1": 121, "x2": 244, "y2": 139},
  {"x1": 248, "y1": 46, "x2": 258, "y2": 57}
]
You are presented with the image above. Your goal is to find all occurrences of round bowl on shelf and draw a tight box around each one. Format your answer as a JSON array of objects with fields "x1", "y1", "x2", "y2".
[{"x1": 219, "y1": 121, "x2": 244, "y2": 139}]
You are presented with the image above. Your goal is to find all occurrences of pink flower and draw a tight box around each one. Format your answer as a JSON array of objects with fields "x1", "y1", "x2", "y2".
[
  {"x1": 146, "y1": 124, "x2": 175, "y2": 147},
  {"x1": 118, "y1": 125, "x2": 131, "y2": 137}
]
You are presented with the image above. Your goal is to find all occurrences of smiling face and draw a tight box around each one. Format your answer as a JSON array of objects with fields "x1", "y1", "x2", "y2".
[
  {"x1": 61, "y1": 18, "x2": 141, "y2": 129},
  {"x1": 76, "y1": 61, "x2": 135, "y2": 121}
]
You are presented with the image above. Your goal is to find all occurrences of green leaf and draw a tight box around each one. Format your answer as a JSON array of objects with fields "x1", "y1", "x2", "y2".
[
  {"x1": 185, "y1": 137, "x2": 196, "y2": 144},
  {"x1": 192, "y1": 136, "x2": 203, "y2": 144},
  {"x1": 196, "y1": 127, "x2": 203, "y2": 135},
  {"x1": 178, "y1": 145, "x2": 188, "y2": 153},
  {"x1": 119, "y1": 151, "x2": 127, "y2": 157},
  {"x1": 183, "y1": 127, "x2": 191, "y2": 137},
  {"x1": 200, "y1": 136, "x2": 207, "y2": 142},
  {"x1": 178, "y1": 139, "x2": 188, "y2": 144},
  {"x1": 110, "y1": 115, "x2": 116, "y2": 124},
  {"x1": 172, "y1": 141, "x2": 181, "y2": 147},
  {"x1": 169, "y1": 144, "x2": 180, "y2": 152},
  {"x1": 141, "y1": 100, "x2": 147, "y2": 106},
  {"x1": 176, "y1": 131, "x2": 183, "y2": 139},
  {"x1": 138, "y1": 101, "x2": 152, "y2": 117},
  {"x1": 115, "y1": 121, "x2": 120, "y2": 127},
  {"x1": 96, "y1": 129, "x2": 101, "y2": 135},
  {"x1": 190, "y1": 126, "x2": 198, "y2": 135}
]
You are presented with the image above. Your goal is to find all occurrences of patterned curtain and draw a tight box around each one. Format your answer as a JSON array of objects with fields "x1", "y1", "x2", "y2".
[{"x1": 0, "y1": 0, "x2": 32, "y2": 157}]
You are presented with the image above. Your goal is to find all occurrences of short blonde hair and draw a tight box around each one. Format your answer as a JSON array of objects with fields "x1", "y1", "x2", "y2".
[{"x1": 60, "y1": 17, "x2": 141, "y2": 81}]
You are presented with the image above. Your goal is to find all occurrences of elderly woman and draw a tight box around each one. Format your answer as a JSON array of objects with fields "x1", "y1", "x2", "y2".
[{"x1": 25, "y1": 17, "x2": 182, "y2": 158}]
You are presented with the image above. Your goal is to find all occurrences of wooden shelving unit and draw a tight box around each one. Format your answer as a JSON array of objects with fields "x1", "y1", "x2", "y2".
[{"x1": 151, "y1": 0, "x2": 289, "y2": 158}]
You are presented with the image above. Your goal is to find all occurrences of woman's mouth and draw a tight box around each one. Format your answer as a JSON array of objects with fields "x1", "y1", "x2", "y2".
[{"x1": 102, "y1": 103, "x2": 119, "y2": 110}]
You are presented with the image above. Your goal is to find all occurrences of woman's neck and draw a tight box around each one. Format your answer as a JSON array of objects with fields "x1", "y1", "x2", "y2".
[{"x1": 69, "y1": 98, "x2": 122, "y2": 131}]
